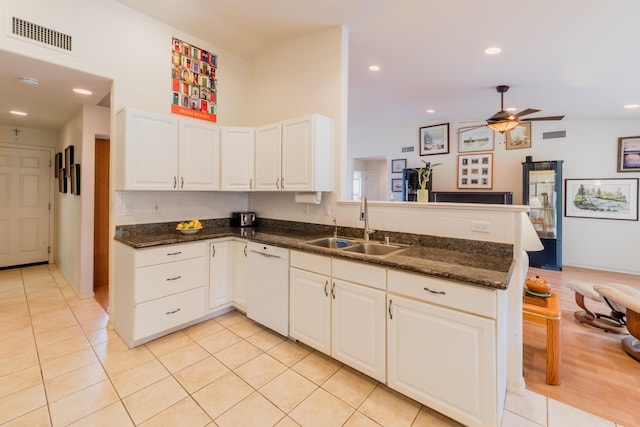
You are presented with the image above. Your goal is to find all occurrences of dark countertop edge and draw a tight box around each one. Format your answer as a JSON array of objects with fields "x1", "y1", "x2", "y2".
[{"x1": 114, "y1": 226, "x2": 513, "y2": 291}]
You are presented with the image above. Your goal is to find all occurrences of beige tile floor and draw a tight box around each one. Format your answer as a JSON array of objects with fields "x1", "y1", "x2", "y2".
[{"x1": 0, "y1": 265, "x2": 624, "y2": 427}]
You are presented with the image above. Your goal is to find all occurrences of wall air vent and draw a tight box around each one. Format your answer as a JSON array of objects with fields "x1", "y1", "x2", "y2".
[
  {"x1": 542, "y1": 130, "x2": 567, "y2": 140},
  {"x1": 401, "y1": 146, "x2": 415, "y2": 153},
  {"x1": 10, "y1": 17, "x2": 72, "y2": 52}
]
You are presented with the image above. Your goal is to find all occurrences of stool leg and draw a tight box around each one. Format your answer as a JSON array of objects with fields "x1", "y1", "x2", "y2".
[{"x1": 546, "y1": 317, "x2": 561, "y2": 385}]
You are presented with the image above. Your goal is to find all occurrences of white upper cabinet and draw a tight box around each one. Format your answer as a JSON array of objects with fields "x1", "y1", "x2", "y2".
[
  {"x1": 254, "y1": 123, "x2": 282, "y2": 191},
  {"x1": 220, "y1": 126, "x2": 255, "y2": 191},
  {"x1": 281, "y1": 114, "x2": 332, "y2": 192},
  {"x1": 179, "y1": 118, "x2": 220, "y2": 190},
  {"x1": 115, "y1": 108, "x2": 219, "y2": 191},
  {"x1": 116, "y1": 108, "x2": 179, "y2": 190}
]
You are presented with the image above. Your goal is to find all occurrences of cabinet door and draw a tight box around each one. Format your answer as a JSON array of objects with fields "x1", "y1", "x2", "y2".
[
  {"x1": 281, "y1": 114, "x2": 332, "y2": 192},
  {"x1": 118, "y1": 109, "x2": 179, "y2": 190},
  {"x1": 208, "y1": 241, "x2": 232, "y2": 311},
  {"x1": 254, "y1": 123, "x2": 282, "y2": 191},
  {"x1": 220, "y1": 127, "x2": 255, "y2": 191},
  {"x1": 331, "y1": 279, "x2": 386, "y2": 382},
  {"x1": 387, "y1": 295, "x2": 497, "y2": 427},
  {"x1": 289, "y1": 267, "x2": 331, "y2": 354},
  {"x1": 231, "y1": 240, "x2": 248, "y2": 311},
  {"x1": 281, "y1": 116, "x2": 314, "y2": 191},
  {"x1": 179, "y1": 119, "x2": 220, "y2": 190}
]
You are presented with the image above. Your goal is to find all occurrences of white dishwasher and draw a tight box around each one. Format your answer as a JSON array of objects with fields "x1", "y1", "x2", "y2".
[{"x1": 247, "y1": 242, "x2": 290, "y2": 336}]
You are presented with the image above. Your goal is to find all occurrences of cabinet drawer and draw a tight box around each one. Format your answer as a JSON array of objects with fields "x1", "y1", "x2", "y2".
[
  {"x1": 332, "y1": 258, "x2": 386, "y2": 290},
  {"x1": 133, "y1": 287, "x2": 205, "y2": 340},
  {"x1": 388, "y1": 269, "x2": 496, "y2": 318},
  {"x1": 134, "y1": 257, "x2": 206, "y2": 303},
  {"x1": 134, "y1": 241, "x2": 206, "y2": 268},
  {"x1": 290, "y1": 250, "x2": 331, "y2": 275}
]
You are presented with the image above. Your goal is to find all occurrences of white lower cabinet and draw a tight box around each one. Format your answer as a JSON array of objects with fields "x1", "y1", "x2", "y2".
[
  {"x1": 208, "y1": 239, "x2": 232, "y2": 311},
  {"x1": 289, "y1": 251, "x2": 386, "y2": 382},
  {"x1": 231, "y1": 239, "x2": 248, "y2": 311},
  {"x1": 289, "y1": 267, "x2": 331, "y2": 354},
  {"x1": 113, "y1": 241, "x2": 207, "y2": 347},
  {"x1": 387, "y1": 270, "x2": 499, "y2": 427}
]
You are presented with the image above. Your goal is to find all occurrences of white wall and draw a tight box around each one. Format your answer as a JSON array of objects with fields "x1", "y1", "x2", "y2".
[{"x1": 348, "y1": 117, "x2": 640, "y2": 274}]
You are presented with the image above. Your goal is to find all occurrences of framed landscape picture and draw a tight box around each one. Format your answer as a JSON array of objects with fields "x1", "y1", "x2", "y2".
[
  {"x1": 617, "y1": 136, "x2": 640, "y2": 172},
  {"x1": 391, "y1": 158, "x2": 406, "y2": 173},
  {"x1": 458, "y1": 126, "x2": 494, "y2": 153},
  {"x1": 457, "y1": 153, "x2": 493, "y2": 189},
  {"x1": 419, "y1": 123, "x2": 449, "y2": 156},
  {"x1": 505, "y1": 122, "x2": 532, "y2": 149},
  {"x1": 565, "y1": 178, "x2": 638, "y2": 221}
]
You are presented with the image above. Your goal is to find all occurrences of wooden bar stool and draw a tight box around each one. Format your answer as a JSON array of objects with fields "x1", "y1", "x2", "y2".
[{"x1": 523, "y1": 290, "x2": 562, "y2": 385}]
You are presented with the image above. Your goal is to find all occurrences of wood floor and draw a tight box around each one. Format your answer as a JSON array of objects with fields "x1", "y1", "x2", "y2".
[{"x1": 524, "y1": 266, "x2": 640, "y2": 427}]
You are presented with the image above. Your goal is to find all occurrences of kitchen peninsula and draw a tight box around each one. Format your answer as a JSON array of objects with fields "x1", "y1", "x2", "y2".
[{"x1": 113, "y1": 214, "x2": 525, "y2": 427}]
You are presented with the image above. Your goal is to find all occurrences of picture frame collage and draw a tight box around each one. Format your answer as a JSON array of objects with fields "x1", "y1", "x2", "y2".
[
  {"x1": 171, "y1": 37, "x2": 218, "y2": 122},
  {"x1": 57, "y1": 145, "x2": 80, "y2": 195}
]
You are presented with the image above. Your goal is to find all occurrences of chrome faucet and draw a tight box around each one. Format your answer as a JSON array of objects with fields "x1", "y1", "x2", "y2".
[
  {"x1": 332, "y1": 217, "x2": 338, "y2": 238},
  {"x1": 360, "y1": 196, "x2": 375, "y2": 241}
]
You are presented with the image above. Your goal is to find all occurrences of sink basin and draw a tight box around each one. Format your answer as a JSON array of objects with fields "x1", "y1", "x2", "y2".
[
  {"x1": 342, "y1": 242, "x2": 406, "y2": 257},
  {"x1": 304, "y1": 237, "x2": 358, "y2": 249}
]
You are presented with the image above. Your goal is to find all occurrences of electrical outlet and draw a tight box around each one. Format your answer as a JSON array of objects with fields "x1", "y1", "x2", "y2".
[{"x1": 471, "y1": 220, "x2": 491, "y2": 233}]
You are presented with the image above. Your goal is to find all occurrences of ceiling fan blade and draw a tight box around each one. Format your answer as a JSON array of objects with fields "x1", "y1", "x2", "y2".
[
  {"x1": 457, "y1": 124, "x2": 486, "y2": 134},
  {"x1": 521, "y1": 115, "x2": 565, "y2": 122},
  {"x1": 513, "y1": 108, "x2": 540, "y2": 118}
]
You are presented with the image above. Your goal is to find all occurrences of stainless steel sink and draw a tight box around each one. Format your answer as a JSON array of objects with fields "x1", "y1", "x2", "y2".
[
  {"x1": 304, "y1": 237, "x2": 358, "y2": 249},
  {"x1": 342, "y1": 242, "x2": 406, "y2": 257}
]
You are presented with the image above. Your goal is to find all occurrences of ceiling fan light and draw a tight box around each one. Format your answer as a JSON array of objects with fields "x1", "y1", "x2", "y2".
[{"x1": 487, "y1": 120, "x2": 519, "y2": 133}]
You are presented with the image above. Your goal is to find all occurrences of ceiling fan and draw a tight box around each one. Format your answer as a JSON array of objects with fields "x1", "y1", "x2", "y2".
[{"x1": 461, "y1": 85, "x2": 565, "y2": 134}]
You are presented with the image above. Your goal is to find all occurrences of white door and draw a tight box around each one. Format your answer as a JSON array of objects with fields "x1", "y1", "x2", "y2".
[
  {"x1": 208, "y1": 240, "x2": 231, "y2": 311},
  {"x1": 387, "y1": 295, "x2": 497, "y2": 427},
  {"x1": 254, "y1": 123, "x2": 282, "y2": 191},
  {"x1": 0, "y1": 147, "x2": 50, "y2": 267},
  {"x1": 282, "y1": 116, "x2": 313, "y2": 191},
  {"x1": 220, "y1": 127, "x2": 254, "y2": 191},
  {"x1": 178, "y1": 119, "x2": 220, "y2": 190},
  {"x1": 231, "y1": 240, "x2": 248, "y2": 311},
  {"x1": 331, "y1": 279, "x2": 386, "y2": 382},
  {"x1": 289, "y1": 267, "x2": 331, "y2": 354}
]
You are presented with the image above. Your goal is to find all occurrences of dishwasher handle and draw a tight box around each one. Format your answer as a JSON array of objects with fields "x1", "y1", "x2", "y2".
[{"x1": 250, "y1": 249, "x2": 282, "y2": 259}]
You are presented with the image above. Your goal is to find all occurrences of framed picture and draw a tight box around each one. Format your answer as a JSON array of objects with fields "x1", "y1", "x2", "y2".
[
  {"x1": 54, "y1": 153, "x2": 62, "y2": 178},
  {"x1": 64, "y1": 145, "x2": 74, "y2": 176},
  {"x1": 505, "y1": 122, "x2": 532, "y2": 149},
  {"x1": 58, "y1": 172, "x2": 67, "y2": 193},
  {"x1": 419, "y1": 123, "x2": 449, "y2": 156},
  {"x1": 70, "y1": 164, "x2": 81, "y2": 195},
  {"x1": 565, "y1": 178, "x2": 638, "y2": 221},
  {"x1": 458, "y1": 126, "x2": 494, "y2": 153},
  {"x1": 391, "y1": 158, "x2": 406, "y2": 173},
  {"x1": 457, "y1": 153, "x2": 493, "y2": 189},
  {"x1": 391, "y1": 178, "x2": 403, "y2": 192},
  {"x1": 617, "y1": 136, "x2": 640, "y2": 172}
]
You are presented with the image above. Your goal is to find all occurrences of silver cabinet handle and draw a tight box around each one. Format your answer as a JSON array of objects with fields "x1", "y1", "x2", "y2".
[
  {"x1": 166, "y1": 251, "x2": 182, "y2": 256},
  {"x1": 166, "y1": 276, "x2": 182, "y2": 281},
  {"x1": 181, "y1": 176, "x2": 184, "y2": 189},
  {"x1": 243, "y1": 244, "x2": 248, "y2": 256},
  {"x1": 250, "y1": 178, "x2": 253, "y2": 190},
  {"x1": 324, "y1": 280, "x2": 328, "y2": 297},
  {"x1": 331, "y1": 282, "x2": 336, "y2": 299},
  {"x1": 173, "y1": 176, "x2": 177, "y2": 189},
  {"x1": 281, "y1": 177, "x2": 284, "y2": 189},
  {"x1": 166, "y1": 308, "x2": 181, "y2": 315},
  {"x1": 423, "y1": 287, "x2": 446, "y2": 295},
  {"x1": 211, "y1": 245, "x2": 216, "y2": 257},
  {"x1": 388, "y1": 299, "x2": 393, "y2": 319},
  {"x1": 250, "y1": 249, "x2": 281, "y2": 259},
  {"x1": 276, "y1": 177, "x2": 280, "y2": 189}
]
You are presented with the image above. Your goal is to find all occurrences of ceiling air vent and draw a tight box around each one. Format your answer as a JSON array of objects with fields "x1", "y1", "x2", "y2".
[{"x1": 10, "y1": 17, "x2": 72, "y2": 52}]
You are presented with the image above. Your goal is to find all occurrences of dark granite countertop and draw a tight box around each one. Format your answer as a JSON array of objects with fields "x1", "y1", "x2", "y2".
[{"x1": 115, "y1": 218, "x2": 515, "y2": 290}]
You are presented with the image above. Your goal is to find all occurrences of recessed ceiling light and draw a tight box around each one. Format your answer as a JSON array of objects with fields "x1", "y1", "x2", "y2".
[
  {"x1": 10, "y1": 110, "x2": 28, "y2": 116},
  {"x1": 426, "y1": 109, "x2": 435, "y2": 114},
  {"x1": 484, "y1": 47, "x2": 502, "y2": 55},
  {"x1": 73, "y1": 88, "x2": 93, "y2": 95},
  {"x1": 624, "y1": 104, "x2": 640, "y2": 109},
  {"x1": 368, "y1": 65, "x2": 381, "y2": 72}
]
